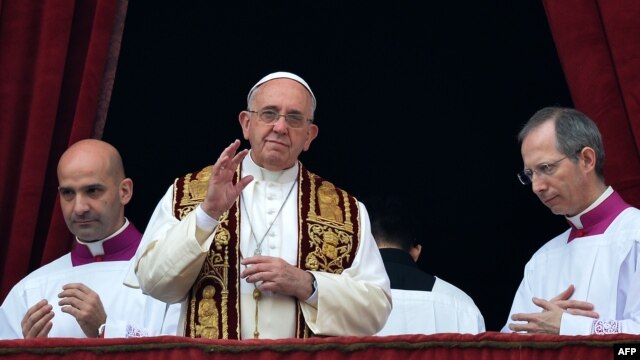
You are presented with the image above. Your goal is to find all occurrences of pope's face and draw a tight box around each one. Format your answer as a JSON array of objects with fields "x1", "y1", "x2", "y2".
[{"x1": 239, "y1": 78, "x2": 318, "y2": 171}]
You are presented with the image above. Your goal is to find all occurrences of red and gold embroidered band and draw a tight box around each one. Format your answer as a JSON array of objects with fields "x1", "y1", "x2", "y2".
[{"x1": 172, "y1": 162, "x2": 360, "y2": 339}]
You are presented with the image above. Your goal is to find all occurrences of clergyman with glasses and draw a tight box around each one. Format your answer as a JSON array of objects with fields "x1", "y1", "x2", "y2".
[
  {"x1": 502, "y1": 106, "x2": 640, "y2": 335},
  {"x1": 124, "y1": 71, "x2": 392, "y2": 339}
]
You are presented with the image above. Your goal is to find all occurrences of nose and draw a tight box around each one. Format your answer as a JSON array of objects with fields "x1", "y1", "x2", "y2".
[
  {"x1": 73, "y1": 195, "x2": 90, "y2": 215},
  {"x1": 271, "y1": 115, "x2": 289, "y2": 133},
  {"x1": 531, "y1": 173, "x2": 548, "y2": 194}
]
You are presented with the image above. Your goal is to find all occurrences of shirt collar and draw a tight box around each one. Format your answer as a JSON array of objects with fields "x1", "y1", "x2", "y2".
[
  {"x1": 244, "y1": 150, "x2": 298, "y2": 184},
  {"x1": 565, "y1": 187, "x2": 630, "y2": 241},
  {"x1": 70, "y1": 219, "x2": 142, "y2": 266}
]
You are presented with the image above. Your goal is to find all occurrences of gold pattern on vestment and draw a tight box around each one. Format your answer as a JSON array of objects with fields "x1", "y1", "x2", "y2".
[
  {"x1": 177, "y1": 166, "x2": 235, "y2": 339},
  {"x1": 175, "y1": 163, "x2": 361, "y2": 339},
  {"x1": 195, "y1": 286, "x2": 219, "y2": 338},
  {"x1": 177, "y1": 166, "x2": 211, "y2": 219},
  {"x1": 305, "y1": 181, "x2": 354, "y2": 273}
]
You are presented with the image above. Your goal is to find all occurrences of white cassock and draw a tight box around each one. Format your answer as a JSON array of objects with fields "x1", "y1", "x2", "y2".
[
  {"x1": 0, "y1": 256, "x2": 180, "y2": 339},
  {"x1": 377, "y1": 277, "x2": 485, "y2": 335},
  {"x1": 502, "y1": 189, "x2": 640, "y2": 335},
  {"x1": 125, "y1": 154, "x2": 392, "y2": 339}
]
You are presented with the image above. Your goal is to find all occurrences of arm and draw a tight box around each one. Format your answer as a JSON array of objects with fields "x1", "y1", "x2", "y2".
[
  {"x1": 133, "y1": 191, "x2": 213, "y2": 303},
  {"x1": 562, "y1": 256, "x2": 640, "y2": 335},
  {"x1": 299, "y1": 202, "x2": 392, "y2": 336},
  {"x1": 508, "y1": 285, "x2": 599, "y2": 335},
  {"x1": 134, "y1": 140, "x2": 253, "y2": 303}
]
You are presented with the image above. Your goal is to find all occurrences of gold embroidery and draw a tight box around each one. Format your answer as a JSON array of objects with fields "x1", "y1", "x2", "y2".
[
  {"x1": 188, "y1": 212, "x2": 233, "y2": 339},
  {"x1": 177, "y1": 164, "x2": 360, "y2": 339},
  {"x1": 195, "y1": 286, "x2": 219, "y2": 339},
  {"x1": 318, "y1": 182, "x2": 343, "y2": 222},
  {"x1": 305, "y1": 180, "x2": 354, "y2": 274},
  {"x1": 177, "y1": 166, "x2": 212, "y2": 219}
]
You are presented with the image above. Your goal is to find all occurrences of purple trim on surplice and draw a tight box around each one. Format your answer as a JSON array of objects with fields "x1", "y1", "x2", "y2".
[
  {"x1": 70, "y1": 222, "x2": 142, "y2": 266},
  {"x1": 567, "y1": 191, "x2": 631, "y2": 242}
]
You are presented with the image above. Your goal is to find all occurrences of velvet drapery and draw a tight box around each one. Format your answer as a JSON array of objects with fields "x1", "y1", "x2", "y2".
[
  {"x1": 0, "y1": 0, "x2": 639, "y2": 334},
  {"x1": 0, "y1": 0, "x2": 128, "y2": 301},
  {"x1": 543, "y1": 0, "x2": 640, "y2": 206},
  {"x1": 1, "y1": 333, "x2": 638, "y2": 360}
]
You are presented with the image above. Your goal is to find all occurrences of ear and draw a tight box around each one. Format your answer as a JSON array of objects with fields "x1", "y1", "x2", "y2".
[
  {"x1": 239, "y1": 111, "x2": 251, "y2": 140},
  {"x1": 409, "y1": 244, "x2": 422, "y2": 262},
  {"x1": 578, "y1": 146, "x2": 597, "y2": 173},
  {"x1": 302, "y1": 124, "x2": 319, "y2": 151},
  {"x1": 120, "y1": 178, "x2": 133, "y2": 206}
]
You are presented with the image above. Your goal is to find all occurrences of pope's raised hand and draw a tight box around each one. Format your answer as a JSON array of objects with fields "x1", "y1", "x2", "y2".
[{"x1": 201, "y1": 140, "x2": 254, "y2": 219}]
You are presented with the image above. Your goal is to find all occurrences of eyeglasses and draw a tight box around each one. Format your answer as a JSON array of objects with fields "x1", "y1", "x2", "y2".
[
  {"x1": 246, "y1": 109, "x2": 312, "y2": 128},
  {"x1": 517, "y1": 156, "x2": 568, "y2": 185}
]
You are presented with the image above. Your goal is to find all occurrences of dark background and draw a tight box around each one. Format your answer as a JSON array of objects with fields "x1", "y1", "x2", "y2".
[{"x1": 104, "y1": 1, "x2": 573, "y2": 331}]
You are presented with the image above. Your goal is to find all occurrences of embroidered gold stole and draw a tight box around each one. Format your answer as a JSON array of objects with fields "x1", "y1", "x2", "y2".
[{"x1": 171, "y1": 162, "x2": 360, "y2": 339}]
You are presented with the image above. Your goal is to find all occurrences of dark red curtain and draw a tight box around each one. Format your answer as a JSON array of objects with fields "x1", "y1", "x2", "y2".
[
  {"x1": 543, "y1": 0, "x2": 640, "y2": 207},
  {"x1": 0, "y1": 0, "x2": 128, "y2": 301}
]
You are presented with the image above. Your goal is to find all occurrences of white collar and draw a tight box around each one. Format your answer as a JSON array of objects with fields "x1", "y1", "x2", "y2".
[
  {"x1": 243, "y1": 151, "x2": 298, "y2": 184},
  {"x1": 75, "y1": 218, "x2": 130, "y2": 257},
  {"x1": 566, "y1": 186, "x2": 613, "y2": 229}
]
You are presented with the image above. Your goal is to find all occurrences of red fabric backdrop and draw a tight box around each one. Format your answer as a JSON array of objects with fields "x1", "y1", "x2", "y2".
[
  {"x1": 543, "y1": 0, "x2": 640, "y2": 207},
  {"x1": 0, "y1": 0, "x2": 639, "y2": 333},
  {"x1": 0, "y1": 0, "x2": 128, "y2": 301}
]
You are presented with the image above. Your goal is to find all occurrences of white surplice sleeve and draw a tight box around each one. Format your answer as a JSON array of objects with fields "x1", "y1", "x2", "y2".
[
  {"x1": 561, "y1": 237, "x2": 640, "y2": 335},
  {"x1": 130, "y1": 186, "x2": 216, "y2": 304},
  {"x1": 300, "y1": 201, "x2": 392, "y2": 336}
]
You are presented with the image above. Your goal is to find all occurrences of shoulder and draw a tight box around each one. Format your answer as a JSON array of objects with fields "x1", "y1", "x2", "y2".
[
  {"x1": 432, "y1": 277, "x2": 477, "y2": 306},
  {"x1": 171, "y1": 165, "x2": 215, "y2": 219},
  {"x1": 613, "y1": 207, "x2": 640, "y2": 231},
  {"x1": 21, "y1": 253, "x2": 73, "y2": 281},
  {"x1": 528, "y1": 229, "x2": 571, "y2": 258}
]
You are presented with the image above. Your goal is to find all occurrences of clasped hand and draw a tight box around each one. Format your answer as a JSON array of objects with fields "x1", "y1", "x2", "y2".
[{"x1": 508, "y1": 284, "x2": 599, "y2": 334}]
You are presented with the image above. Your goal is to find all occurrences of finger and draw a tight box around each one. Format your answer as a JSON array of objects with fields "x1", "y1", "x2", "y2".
[
  {"x1": 510, "y1": 312, "x2": 533, "y2": 322},
  {"x1": 58, "y1": 289, "x2": 85, "y2": 303},
  {"x1": 241, "y1": 262, "x2": 267, "y2": 278},
  {"x1": 550, "y1": 284, "x2": 575, "y2": 302},
  {"x1": 62, "y1": 283, "x2": 89, "y2": 293},
  {"x1": 36, "y1": 321, "x2": 53, "y2": 338},
  {"x1": 241, "y1": 255, "x2": 269, "y2": 266},
  {"x1": 508, "y1": 321, "x2": 533, "y2": 333},
  {"x1": 566, "y1": 308, "x2": 599, "y2": 318},
  {"x1": 561, "y1": 299, "x2": 594, "y2": 310},
  {"x1": 229, "y1": 148, "x2": 250, "y2": 168},
  {"x1": 23, "y1": 299, "x2": 48, "y2": 320},
  {"x1": 23, "y1": 309, "x2": 54, "y2": 339},
  {"x1": 531, "y1": 297, "x2": 554, "y2": 311},
  {"x1": 215, "y1": 141, "x2": 242, "y2": 171}
]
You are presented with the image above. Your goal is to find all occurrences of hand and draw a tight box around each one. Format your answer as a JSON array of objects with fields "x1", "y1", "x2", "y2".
[
  {"x1": 241, "y1": 256, "x2": 315, "y2": 301},
  {"x1": 21, "y1": 299, "x2": 54, "y2": 338},
  {"x1": 201, "y1": 140, "x2": 253, "y2": 219},
  {"x1": 508, "y1": 285, "x2": 598, "y2": 334},
  {"x1": 509, "y1": 297, "x2": 564, "y2": 334},
  {"x1": 58, "y1": 283, "x2": 107, "y2": 338},
  {"x1": 550, "y1": 284, "x2": 598, "y2": 318}
]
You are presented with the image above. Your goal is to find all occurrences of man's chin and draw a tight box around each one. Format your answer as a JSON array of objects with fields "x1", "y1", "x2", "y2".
[{"x1": 72, "y1": 228, "x2": 100, "y2": 241}]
